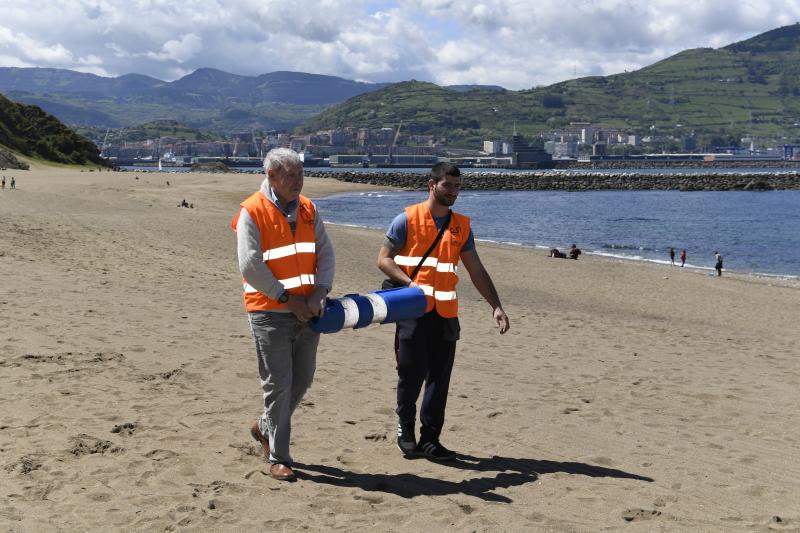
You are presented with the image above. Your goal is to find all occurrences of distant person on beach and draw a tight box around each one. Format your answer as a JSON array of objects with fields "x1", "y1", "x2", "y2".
[
  {"x1": 377, "y1": 162, "x2": 509, "y2": 460},
  {"x1": 232, "y1": 148, "x2": 334, "y2": 481},
  {"x1": 669, "y1": 247, "x2": 675, "y2": 265},
  {"x1": 1, "y1": 176, "x2": 5, "y2": 189},
  {"x1": 549, "y1": 248, "x2": 566, "y2": 258},
  {"x1": 680, "y1": 249, "x2": 686, "y2": 267},
  {"x1": 10, "y1": 177, "x2": 14, "y2": 189},
  {"x1": 568, "y1": 244, "x2": 582, "y2": 260},
  {"x1": 714, "y1": 251, "x2": 723, "y2": 276}
]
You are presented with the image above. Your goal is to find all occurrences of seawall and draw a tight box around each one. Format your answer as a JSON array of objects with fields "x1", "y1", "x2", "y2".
[{"x1": 305, "y1": 170, "x2": 800, "y2": 191}]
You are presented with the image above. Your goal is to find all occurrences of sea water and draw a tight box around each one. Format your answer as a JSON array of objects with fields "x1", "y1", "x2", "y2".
[{"x1": 314, "y1": 190, "x2": 800, "y2": 278}]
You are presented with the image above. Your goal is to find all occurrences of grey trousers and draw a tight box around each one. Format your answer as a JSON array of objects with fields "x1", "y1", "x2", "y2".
[{"x1": 248, "y1": 311, "x2": 319, "y2": 465}]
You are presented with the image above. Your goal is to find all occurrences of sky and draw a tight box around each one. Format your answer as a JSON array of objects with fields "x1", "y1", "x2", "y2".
[{"x1": 1, "y1": 0, "x2": 799, "y2": 90}]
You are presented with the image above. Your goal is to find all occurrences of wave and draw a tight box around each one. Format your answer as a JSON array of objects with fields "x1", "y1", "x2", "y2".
[{"x1": 601, "y1": 243, "x2": 659, "y2": 252}]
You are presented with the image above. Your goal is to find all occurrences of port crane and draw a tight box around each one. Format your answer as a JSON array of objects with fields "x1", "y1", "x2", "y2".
[
  {"x1": 100, "y1": 128, "x2": 111, "y2": 157},
  {"x1": 388, "y1": 120, "x2": 403, "y2": 165}
]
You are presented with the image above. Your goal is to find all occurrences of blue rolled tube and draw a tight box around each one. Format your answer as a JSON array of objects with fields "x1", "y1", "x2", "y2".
[
  {"x1": 309, "y1": 287, "x2": 426, "y2": 334},
  {"x1": 353, "y1": 295, "x2": 375, "y2": 329},
  {"x1": 309, "y1": 298, "x2": 345, "y2": 334},
  {"x1": 376, "y1": 287, "x2": 427, "y2": 324}
]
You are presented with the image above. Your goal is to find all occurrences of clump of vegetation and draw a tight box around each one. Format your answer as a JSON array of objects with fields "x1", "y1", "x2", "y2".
[{"x1": 0, "y1": 93, "x2": 105, "y2": 165}]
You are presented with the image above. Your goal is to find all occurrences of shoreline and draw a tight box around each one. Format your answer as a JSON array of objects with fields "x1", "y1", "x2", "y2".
[{"x1": 325, "y1": 220, "x2": 800, "y2": 288}]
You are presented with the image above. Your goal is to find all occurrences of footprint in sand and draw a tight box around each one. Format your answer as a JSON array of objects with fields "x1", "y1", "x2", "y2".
[
  {"x1": 622, "y1": 508, "x2": 662, "y2": 522},
  {"x1": 4, "y1": 456, "x2": 43, "y2": 474},
  {"x1": 144, "y1": 449, "x2": 179, "y2": 461},
  {"x1": 142, "y1": 368, "x2": 183, "y2": 381},
  {"x1": 354, "y1": 494, "x2": 385, "y2": 505},
  {"x1": 110, "y1": 422, "x2": 137, "y2": 436},
  {"x1": 69, "y1": 434, "x2": 123, "y2": 456}
]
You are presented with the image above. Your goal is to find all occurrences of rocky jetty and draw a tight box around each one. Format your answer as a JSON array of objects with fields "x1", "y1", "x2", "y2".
[
  {"x1": 554, "y1": 160, "x2": 800, "y2": 170},
  {"x1": 190, "y1": 161, "x2": 232, "y2": 173},
  {"x1": 305, "y1": 170, "x2": 800, "y2": 191}
]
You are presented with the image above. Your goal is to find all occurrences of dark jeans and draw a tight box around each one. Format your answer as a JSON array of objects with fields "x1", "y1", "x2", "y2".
[{"x1": 395, "y1": 311, "x2": 459, "y2": 443}]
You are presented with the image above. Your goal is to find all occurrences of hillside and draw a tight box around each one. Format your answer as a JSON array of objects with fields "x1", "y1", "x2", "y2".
[
  {"x1": 0, "y1": 68, "x2": 390, "y2": 133},
  {"x1": 302, "y1": 23, "x2": 800, "y2": 144},
  {"x1": 0, "y1": 93, "x2": 104, "y2": 166},
  {"x1": 97, "y1": 120, "x2": 219, "y2": 144}
]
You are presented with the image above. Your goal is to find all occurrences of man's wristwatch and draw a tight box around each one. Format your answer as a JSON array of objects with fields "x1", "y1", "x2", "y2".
[{"x1": 277, "y1": 291, "x2": 290, "y2": 304}]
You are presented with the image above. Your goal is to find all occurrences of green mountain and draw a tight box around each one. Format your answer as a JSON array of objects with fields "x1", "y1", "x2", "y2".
[
  {"x1": 302, "y1": 23, "x2": 800, "y2": 145},
  {"x1": 84, "y1": 120, "x2": 219, "y2": 144},
  {"x1": 0, "y1": 93, "x2": 104, "y2": 165},
  {"x1": 0, "y1": 67, "x2": 389, "y2": 133}
]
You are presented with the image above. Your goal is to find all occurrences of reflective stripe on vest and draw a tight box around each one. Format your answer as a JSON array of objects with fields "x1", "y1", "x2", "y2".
[
  {"x1": 263, "y1": 242, "x2": 316, "y2": 261},
  {"x1": 396, "y1": 203, "x2": 470, "y2": 318},
  {"x1": 243, "y1": 274, "x2": 316, "y2": 293},
  {"x1": 394, "y1": 255, "x2": 458, "y2": 274},
  {"x1": 232, "y1": 192, "x2": 318, "y2": 311}
]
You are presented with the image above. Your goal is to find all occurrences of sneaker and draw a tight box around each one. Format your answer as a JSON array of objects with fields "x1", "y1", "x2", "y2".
[
  {"x1": 416, "y1": 440, "x2": 456, "y2": 461},
  {"x1": 396, "y1": 422, "x2": 417, "y2": 456}
]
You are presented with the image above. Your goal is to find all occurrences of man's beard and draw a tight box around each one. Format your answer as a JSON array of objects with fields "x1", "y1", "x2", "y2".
[{"x1": 434, "y1": 188, "x2": 456, "y2": 206}]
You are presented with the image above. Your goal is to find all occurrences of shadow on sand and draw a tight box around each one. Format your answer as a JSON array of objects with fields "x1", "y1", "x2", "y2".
[{"x1": 294, "y1": 454, "x2": 653, "y2": 503}]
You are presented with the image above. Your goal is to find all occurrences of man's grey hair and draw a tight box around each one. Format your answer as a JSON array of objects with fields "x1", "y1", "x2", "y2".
[{"x1": 263, "y1": 148, "x2": 302, "y2": 172}]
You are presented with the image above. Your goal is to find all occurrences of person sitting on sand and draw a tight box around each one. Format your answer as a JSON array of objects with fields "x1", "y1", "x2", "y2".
[
  {"x1": 549, "y1": 248, "x2": 567, "y2": 258},
  {"x1": 568, "y1": 244, "x2": 582, "y2": 260}
]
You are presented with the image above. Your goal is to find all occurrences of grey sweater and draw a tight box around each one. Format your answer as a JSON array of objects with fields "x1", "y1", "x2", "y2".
[{"x1": 236, "y1": 178, "x2": 334, "y2": 307}]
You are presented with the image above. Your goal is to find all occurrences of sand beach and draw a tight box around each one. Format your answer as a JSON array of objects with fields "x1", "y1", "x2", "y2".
[{"x1": 1, "y1": 166, "x2": 799, "y2": 532}]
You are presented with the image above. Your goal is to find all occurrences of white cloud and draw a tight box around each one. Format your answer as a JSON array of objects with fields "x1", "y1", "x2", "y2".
[
  {"x1": 147, "y1": 34, "x2": 202, "y2": 62},
  {"x1": 0, "y1": 0, "x2": 798, "y2": 89}
]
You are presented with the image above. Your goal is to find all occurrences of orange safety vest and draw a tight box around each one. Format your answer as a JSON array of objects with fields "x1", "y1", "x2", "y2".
[
  {"x1": 394, "y1": 202, "x2": 470, "y2": 318},
  {"x1": 231, "y1": 191, "x2": 318, "y2": 312}
]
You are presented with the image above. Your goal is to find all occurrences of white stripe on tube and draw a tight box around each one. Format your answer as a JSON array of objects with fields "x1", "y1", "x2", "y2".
[
  {"x1": 364, "y1": 293, "x2": 388, "y2": 323},
  {"x1": 340, "y1": 297, "x2": 360, "y2": 328}
]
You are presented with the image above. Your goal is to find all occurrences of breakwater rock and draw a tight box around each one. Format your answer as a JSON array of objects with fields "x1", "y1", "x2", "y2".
[
  {"x1": 305, "y1": 170, "x2": 800, "y2": 191},
  {"x1": 554, "y1": 160, "x2": 800, "y2": 170},
  {"x1": 190, "y1": 161, "x2": 232, "y2": 173}
]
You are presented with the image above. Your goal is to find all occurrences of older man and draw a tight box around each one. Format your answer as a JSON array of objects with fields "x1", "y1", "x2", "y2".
[{"x1": 232, "y1": 148, "x2": 334, "y2": 481}]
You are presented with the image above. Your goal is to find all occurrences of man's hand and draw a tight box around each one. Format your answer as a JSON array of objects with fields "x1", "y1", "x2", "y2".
[
  {"x1": 307, "y1": 287, "x2": 328, "y2": 318},
  {"x1": 494, "y1": 307, "x2": 510, "y2": 334},
  {"x1": 286, "y1": 294, "x2": 313, "y2": 322}
]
